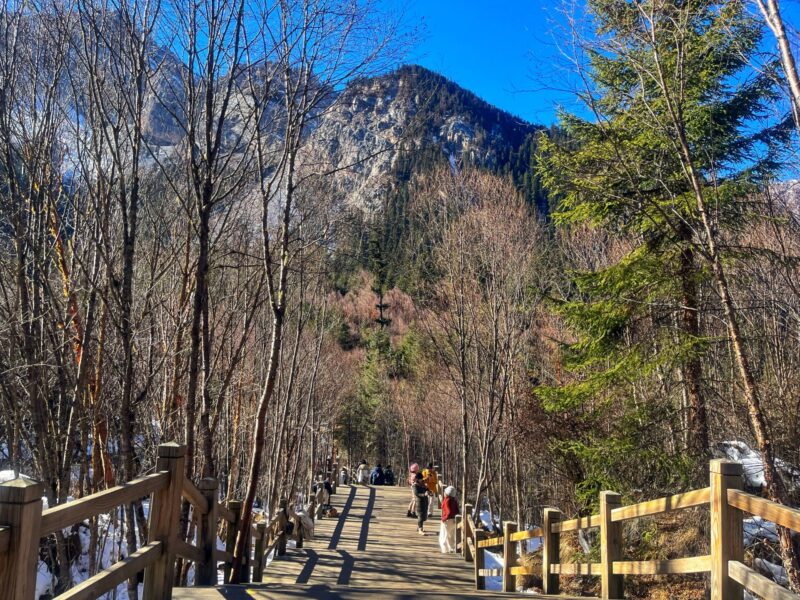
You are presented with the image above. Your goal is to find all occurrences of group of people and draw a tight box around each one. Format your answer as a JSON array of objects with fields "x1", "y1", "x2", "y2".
[
  {"x1": 352, "y1": 460, "x2": 396, "y2": 486},
  {"x1": 407, "y1": 462, "x2": 459, "y2": 553}
]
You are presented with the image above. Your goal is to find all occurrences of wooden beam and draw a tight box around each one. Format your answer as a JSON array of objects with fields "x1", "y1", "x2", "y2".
[
  {"x1": 600, "y1": 491, "x2": 623, "y2": 599},
  {"x1": 510, "y1": 565, "x2": 539, "y2": 576},
  {"x1": 477, "y1": 568, "x2": 503, "y2": 577},
  {"x1": 552, "y1": 514, "x2": 601, "y2": 533},
  {"x1": 182, "y1": 477, "x2": 209, "y2": 515},
  {"x1": 710, "y1": 460, "x2": 743, "y2": 600},
  {"x1": 175, "y1": 539, "x2": 204, "y2": 564},
  {"x1": 611, "y1": 488, "x2": 710, "y2": 522},
  {"x1": 143, "y1": 442, "x2": 186, "y2": 600},
  {"x1": 477, "y1": 535, "x2": 504, "y2": 549},
  {"x1": 39, "y1": 472, "x2": 168, "y2": 537},
  {"x1": 542, "y1": 508, "x2": 561, "y2": 595},
  {"x1": 197, "y1": 477, "x2": 218, "y2": 586},
  {"x1": 727, "y1": 489, "x2": 800, "y2": 532},
  {"x1": 474, "y1": 529, "x2": 488, "y2": 590},
  {"x1": 612, "y1": 555, "x2": 711, "y2": 575},
  {"x1": 728, "y1": 560, "x2": 800, "y2": 600},
  {"x1": 551, "y1": 562, "x2": 602, "y2": 576},
  {"x1": 503, "y1": 521, "x2": 518, "y2": 592},
  {"x1": 0, "y1": 526, "x2": 10, "y2": 554},
  {"x1": 509, "y1": 527, "x2": 543, "y2": 542},
  {"x1": 59, "y1": 542, "x2": 162, "y2": 600},
  {"x1": 0, "y1": 477, "x2": 43, "y2": 600},
  {"x1": 217, "y1": 504, "x2": 235, "y2": 524}
]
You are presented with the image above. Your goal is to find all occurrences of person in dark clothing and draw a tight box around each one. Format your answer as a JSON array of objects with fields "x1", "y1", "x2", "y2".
[
  {"x1": 370, "y1": 463, "x2": 385, "y2": 485},
  {"x1": 384, "y1": 465, "x2": 395, "y2": 486},
  {"x1": 413, "y1": 472, "x2": 430, "y2": 534}
]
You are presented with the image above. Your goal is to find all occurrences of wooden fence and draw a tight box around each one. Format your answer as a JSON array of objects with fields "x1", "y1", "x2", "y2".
[
  {"x1": 466, "y1": 460, "x2": 800, "y2": 600},
  {"x1": 0, "y1": 442, "x2": 338, "y2": 599}
]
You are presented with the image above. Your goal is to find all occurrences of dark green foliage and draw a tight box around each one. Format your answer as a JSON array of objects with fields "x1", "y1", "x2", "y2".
[{"x1": 537, "y1": 0, "x2": 789, "y2": 496}]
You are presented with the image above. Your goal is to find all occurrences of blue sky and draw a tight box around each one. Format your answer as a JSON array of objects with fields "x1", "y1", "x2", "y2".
[
  {"x1": 399, "y1": 0, "x2": 568, "y2": 125},
  {"x1": 391, "y1": 0, "x2": 800, "y2": 127}
]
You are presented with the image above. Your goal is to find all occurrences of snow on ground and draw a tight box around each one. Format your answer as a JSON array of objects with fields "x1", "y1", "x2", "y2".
[
  {"x1": 720, "y1": 441, "x2": 800, "y2": 490},
  {"x1": 484, "y1": 550, "x2": 503, "y2": 591},
  {"x1": 479, "y1": 509, "x2": 496, "y2": 532},
  {"x1": 525, "y1": 536, "x2": 542, "y2": 553},
  {"x1": 744, "y1": 515, "x2": 779, "y2": 544},
  {"x1": 755, "y1": 558, "x2": 789, "y2": 587}
]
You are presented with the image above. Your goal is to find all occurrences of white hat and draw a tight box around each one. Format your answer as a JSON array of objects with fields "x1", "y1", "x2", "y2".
[{"x1": 445, "y1": 486, "x2": 456, "y2": 497}]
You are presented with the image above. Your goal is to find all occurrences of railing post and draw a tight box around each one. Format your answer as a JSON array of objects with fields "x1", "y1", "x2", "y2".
[
  {"x1": 224, "y1": 500, "x2": 242, "y2": 584},
  {"x1": 600, "y1": 491, "x2": 624, "y2": 600},
  {"x1": 0, "y1": 478, "x2": 43, "y2": 600},
  {"x1": 197, "y1": 477, "x2": 218, "y2": 586},
  {"x1": 252, "y1": 523, "x2": 266, "y2": 583},
  {"x1": 542, "y1": 507, "x2": 561, "y2": 595},
  {"x1": 474, "y1": 529, "x2": 488, "y2": 590},
  {"x1": 455, "y1": 514, "x2": 463, "y2": 554},
  {"x1": 502, "y1": 521, "x2": 518, "y2": 592},
  {"x1": 710, "y1": 460, "x2": 743, "y2": 600},
  {"x1": 463, "y1": 503, "x2": 474, "y2": 561},
  {"x1": 294, "y1": 513, "x2": 304, "y2": 549},
  {"x1": 242, "y1": 522, "x2": 253, "y2": 584},
  {"x1": 143, "y1": 442, "x2": 186, "y2": 600}
]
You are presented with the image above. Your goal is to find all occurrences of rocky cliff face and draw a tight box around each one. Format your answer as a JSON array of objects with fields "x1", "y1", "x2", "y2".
[
  {"x1": 305, "y1": 65, "x2": 540, "y2": 210},
  {"x1": 135, "y1": 61, "x2": 541, "y2": 211}
]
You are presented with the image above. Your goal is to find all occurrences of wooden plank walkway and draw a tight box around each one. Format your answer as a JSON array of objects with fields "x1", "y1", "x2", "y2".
[{"x1": 174, "y1": 484, "x2": 575, "y2": 599}]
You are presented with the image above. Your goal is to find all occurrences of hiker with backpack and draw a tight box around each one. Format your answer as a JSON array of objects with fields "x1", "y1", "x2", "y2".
[
  {"x1": 370, "y1": 463, "x2": 385, "y2": 485},
  {"x1": 406, "y1": 462, "x2": 420, "y2": 517},
  {"x1": 384, "y1": 465, "x2": 395, "y2": 486},
  {"x1": 422, "y1": 463, "x2": 439, "y2": 517},
  {"x1": 412, "y1": 472, "x2": 430, "y2": 535}
]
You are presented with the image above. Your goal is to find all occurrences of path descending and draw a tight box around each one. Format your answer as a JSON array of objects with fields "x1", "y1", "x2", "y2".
[{"x1": 173, "y1": 484, "x2": 562, "y2": 599}]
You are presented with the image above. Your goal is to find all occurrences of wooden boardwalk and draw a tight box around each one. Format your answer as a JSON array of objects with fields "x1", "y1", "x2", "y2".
[{"x1": 174, "y1": 484, "x2": 556, "y2": 599}]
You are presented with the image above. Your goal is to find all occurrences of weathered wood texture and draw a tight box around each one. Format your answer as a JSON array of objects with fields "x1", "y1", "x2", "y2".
[{"x1": 710, "y1": 460, "x2": 744, "y2": 600}]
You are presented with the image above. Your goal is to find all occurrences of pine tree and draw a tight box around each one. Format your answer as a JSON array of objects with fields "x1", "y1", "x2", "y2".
[{"x1": 538, "y1": 0, "x2": 791, "y2": 499}]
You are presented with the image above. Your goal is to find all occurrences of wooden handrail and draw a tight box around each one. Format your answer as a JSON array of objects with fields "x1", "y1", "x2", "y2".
[
  {"x1": 466, "y1": 460, "x2": 800, "y2": 600},
  {"x1": 218, "y1": 504, "x2": 235, "y2": 523},
  {"x1": 477, "y1": 535, "x2": 504, "y2": 548},
  {"x1": 57, "y1": 541, "x2": 162, "y2": 600},
  {"x1": 40, "y1": 471, "x2": 169, "y2": 537},
  {"x1": 611, "y1": 487, "x2": 710, "y2": 522},
  {"x1": 727, "y1": 489, "x2": 800, "y2": 531},
  {"x1": 0, "y1": 441, "x2": 331, "y2": 598},
  {"x1": 552, "y1": 513, "x2": 600, "y2": 533},
  {"x1": 612, "y1": 556, "x2": 711, "y2": 575},
  {"x1": 551, "y1": 562, "x2": 601, "y2": 576},
  {"x1": 182, "y1": 476, "x2": 209, "y2": 515},
  {"x1": 175, "y1": 539, "x2": 204, "y2": 564},
  {"x1": 729, "y1": 560, "x2": 798, "y2": 600},
  {"x1": 508, "y1": 526, "x2": 542, "y2": 542}
]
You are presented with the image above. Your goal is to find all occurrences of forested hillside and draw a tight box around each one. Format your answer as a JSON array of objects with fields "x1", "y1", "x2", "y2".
[{"x1": 1, "y1": 0, "x2": 800, "y2": 598}]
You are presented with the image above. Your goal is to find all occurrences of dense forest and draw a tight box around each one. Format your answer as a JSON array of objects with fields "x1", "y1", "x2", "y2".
[{"x1": 1, "y1": 0, "x2": 800, "y2": 598}]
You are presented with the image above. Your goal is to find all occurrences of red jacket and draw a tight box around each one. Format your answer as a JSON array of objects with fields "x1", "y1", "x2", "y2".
[{"x1": 441, "y1": 496, "x2": 459, "y2": 522}]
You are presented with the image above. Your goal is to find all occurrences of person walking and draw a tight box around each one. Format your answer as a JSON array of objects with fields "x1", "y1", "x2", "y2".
[
  {"x1": 406, "y1": 462, "x2": 420, "y2": 517},
  {"x1": 356, "y1": 460, "x2": 369, "y2": 485},
  {"x1": 413, "y1": 472, "x2": 430, "y2": 535},
  {"x1": 422, "y1": 463, "x2": 439, "y2": 517},
  {"x1": 439, "y1": 486, "x2": 460, "y2": 553}
]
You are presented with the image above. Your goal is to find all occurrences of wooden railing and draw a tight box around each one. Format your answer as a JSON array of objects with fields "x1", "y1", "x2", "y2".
[
  {"x1": 467, "y1": 460, "x2": 800, "y2": 600},
  {"x1": 0, "y1": 442, "x2": 328, "y2": 599}
]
